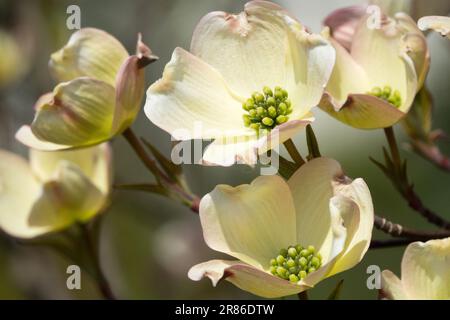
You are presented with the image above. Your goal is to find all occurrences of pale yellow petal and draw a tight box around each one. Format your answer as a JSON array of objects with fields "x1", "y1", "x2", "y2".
[
  {"x1": 188, "y1": 260, "x2": 308, "y2": 298},
  {"x1": 49, "y1": 28, "x2": 128, "y2": 85},
  {"x1": 28, "y1": 162, "x2": 107, "y2": 229},
  {"x1": 401, "y1": 238, "x2": 450, "y2": 299},
  {"x1": 319, "y1": 92, "x2": 406, "y2": 129},
  {"x1": 351, "y1": 15, "x2": 418, "y2": 113},
  {"x1": 29, "y1": 143, "x2": 112, "y2": 195},
  {"x1": 287, "y1": 157, "x2": 345, "y2": 263},
  {"x1": 327, "y1": 178, "x2": 374, "y2": 276},
  {"x1": 31, "y1": 78, "x2": 115, "y2": 147},
  {"x1": 0, "y1": 150, "x2": 46, "y2": 238},
  {"x1": 381, "y1": 270, "x2": 409, "y2": 300},
  {"x1": 418, "y1": 15, "x2": 450, "y2": 38},
  {"x1": 145, "y1": 47, "x2": 250, "y2": 140},
  {"x1": 15, "y1": 125, "x2": 71, "y2": 151},
  {"x1": 199, "y1": 175, "x2": 297, "y2": 269}
]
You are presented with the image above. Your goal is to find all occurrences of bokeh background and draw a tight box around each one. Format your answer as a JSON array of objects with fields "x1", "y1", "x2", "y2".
[{"x1": 0, "y1": 0, "x2": 449, "y2": 299}]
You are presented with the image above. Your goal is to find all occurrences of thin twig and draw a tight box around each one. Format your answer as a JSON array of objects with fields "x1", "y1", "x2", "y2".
[
  {"x1": 79, "y1": 223, "x2": 116, "y2": 300},
  {"x1": 122, "y1": 127, "x2": 200, "y2": 213},
  {"x1": 374, "y1": 215, "x2": 450, "y2": 240},
  {"x1": 370, "y1": 238, "x2": 415, "y2": 249}
]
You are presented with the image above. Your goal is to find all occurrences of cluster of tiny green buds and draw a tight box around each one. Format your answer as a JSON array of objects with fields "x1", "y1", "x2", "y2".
[
  {"x1": 269, "y1": 244, "x2": 322, "y2": 283},
  {"x1": 242, "y1": 86, "x2": 293, "y2": 131},
  {"x1": 367, "y1": 85, "x2": 402, "y2": 108}
]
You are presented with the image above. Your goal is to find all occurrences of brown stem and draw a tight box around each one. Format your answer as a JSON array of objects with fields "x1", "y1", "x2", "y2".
[
  {"x1": 122, "y1": 127, "x2": 199, "y2": 213},
  {"x1": 384, "y1": 127, "x2": 401, "y2": 167},
  {"x1": 374, "y1": 215, "x2": 450, "y2": 240},
  {"x1": 370, "y1": 238, "x2": 415, "y2": 249},
  {"x1": 403, "y1": 187, "x2": 450, "y2": 230},
  {"x1": 79, "y1": 223, "x2": 116, "y2": 300},
  {"x1": 382, "y1": 127, "x2": 450, "y2": 230},
  {"x1": 283, "y1": 139, "x2": 305, "y2": 166}
]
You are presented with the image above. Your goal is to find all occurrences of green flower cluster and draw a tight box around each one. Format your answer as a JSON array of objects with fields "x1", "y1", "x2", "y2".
[
  {"x1": 242, "y1": 86, "x2": 293, "y2": 131},
  {"x1": 367, "y1": 85, "x2": 402, "y2": 108},
  {"x1": 269, "y1": 244, "x2": 322, "y2": 283}
]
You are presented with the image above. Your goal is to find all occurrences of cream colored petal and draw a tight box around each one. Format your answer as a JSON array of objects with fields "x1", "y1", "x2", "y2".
[
  {"x1": 319, "y1": 92, "x2": 406, "y2": 129},
  {"x1": 287, "y1": 157, "x2": 346, "y2": 263},
  {"x1": 299, "y1": 196, "x2": 347, "y2": 288},
  {"x1": 49, "y1": 28, "x2": 128, "y2": 85},
  {"x1": 401, "y1": 238, "x2": 450, "y2": 299},
  {"x1": 418, "y1": 15, "x2": 450, "y2": 39},
  {"x1": 199, "y1": 175, "x2": 297, "y2": 269},
  {"x1": 145, "y1": 47, "x2": 251, "y2": 140},
  {"x1": 324, "y1": 39, "x2": 371, "y2": 106},
  {"x1": 327, "y1": 178, "x2": 374, "y2": 276},
  {"x1": 31, "y1": 78, "x2": 115, "y2": 147},
  {"x1": 112, "y1": 35, "x2": 156, "y2": 134},
  {"x1": 29, "y1": 143, "x2": 112, "y2": 195},
  {"x1": 0, "y1": 150, "x2": 47, "y2": 238},
  {"x1": 381, "y1": 270, "x2": 408, "y2": 300},
  {"x1": 15, "y1": 125, "x2": 71, "y2": 151},
  {"x1": 201, "y1": 117, "x2": 313, "y2": 166},
  {"x1": 188, "y1": 260, "x2": 308, "y2": 298},
  {"x1": 351, "y1": 15, "x2": 418, "y2": 113},
  {"x1": 191, "y1": 1, "x2": 335, "y2": 117},
  {"x1": 28, "y1": 162, "x2": 107, "y2": 230},
  {"x1": 323, "y1": 5, "x2": 366, "y2": 51}
]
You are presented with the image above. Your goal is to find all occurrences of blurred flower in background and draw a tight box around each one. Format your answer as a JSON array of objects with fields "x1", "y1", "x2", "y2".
[{"x1": 0, "y1": 143, "x2": 111, "y2": 238}]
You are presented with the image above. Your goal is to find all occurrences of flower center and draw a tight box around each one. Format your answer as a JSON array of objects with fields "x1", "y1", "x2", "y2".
[
  {"x1": 367, "y1": 85, "x2": 402, "y2": 108},
  {"x1": 269, "y1": 244, "x2": 322, "y2": 283},
  {"x1": 242, "y1": 86, "x2": 292, "y2": 131}
]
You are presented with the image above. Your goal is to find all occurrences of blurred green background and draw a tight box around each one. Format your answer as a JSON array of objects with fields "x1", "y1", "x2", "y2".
[{"x1": 0, "y1": 0, "x2": 449, "y2": 299}]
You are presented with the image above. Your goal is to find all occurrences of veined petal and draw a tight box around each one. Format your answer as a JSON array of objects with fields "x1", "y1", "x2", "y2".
[
  {"x1": 319, "y1": 93, "x2": 406, "y2": 129},
  {"x1": 199, "y1": 175, "x2": 297, "y2": 269},
  {"x1": 191, "y1": 1, "x2": 335, "y2": 117},
  {"x1": 323, "y1": 38, "x2": 371, "y2": 106},
  {"x1": 287, "y1": 158, "x2": 346, "y2": 263},
  {"x1": 188, "y1": 260, "x2": 308, "y2": 298},
  {"x1": 381, "y1": 270, "x2": 408, "y2": 300},
  {"x1": 29, "y1": 143, "x2": 112, "y2": 195},
  {"x1": 0, "y1": 150, "x2": 45, "y2": 238},
  {"x1": 49, "y1": 28, "x2": 128, "y2": 85},
  {"x1": 418, "y1": 15, "x2": 450, "y2": 39},
  {"x1": 296, "y1": 195, "x2": 348, "y2": 289},
  {"x1": 201, "y1": 117, "x2": 313, "y2": 166},
  {"x1": 351, "y1": 15, "x2": 418, "y2": 113},
  {"x1": 401, "y1": 238, "x2": 450, "y2": 299},
  {"x1": 28, "y1": 162, "x2": 107, "y2": 230},
  {"x1": 327, "y1": 178, "x2": 374, "y2": 276},
  {"x1": 15, "y1": 125, "x2": 71, "y2": 151},
  {"x1": 31, "y1": 78, "x2": 115, "y2": 147},
  {"x1": 145, "y1": 48, "x2": 250, "y2": 140}
]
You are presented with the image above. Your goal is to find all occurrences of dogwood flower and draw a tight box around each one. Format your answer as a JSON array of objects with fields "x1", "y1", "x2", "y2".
[
  {"x1": 418, "y1": 16, "x2": 450, "y2": 39},
  {"x1": 16, "y1": 28, "x2": 156, "y2": 151},
  {"x1": 188, "y1": 158, "x2": 374, "y2": 298},
  {"x1": 381, "y1": 237, "x2": 450, "y2": 300},
  {"x1": 320, "y1": 10, "x2": 429, "y2": 129},
  {"x1": 0, "y1": 144, "x2": 111, "y2": 238},
  {"x1": 144, "y1": 1, "x2": 335, "y2": 166}
]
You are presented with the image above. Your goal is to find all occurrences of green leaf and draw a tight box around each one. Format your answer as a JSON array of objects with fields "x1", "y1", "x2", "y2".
[{"x1": 306, "y1": 124, "x2": 321, "y2": 160}]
